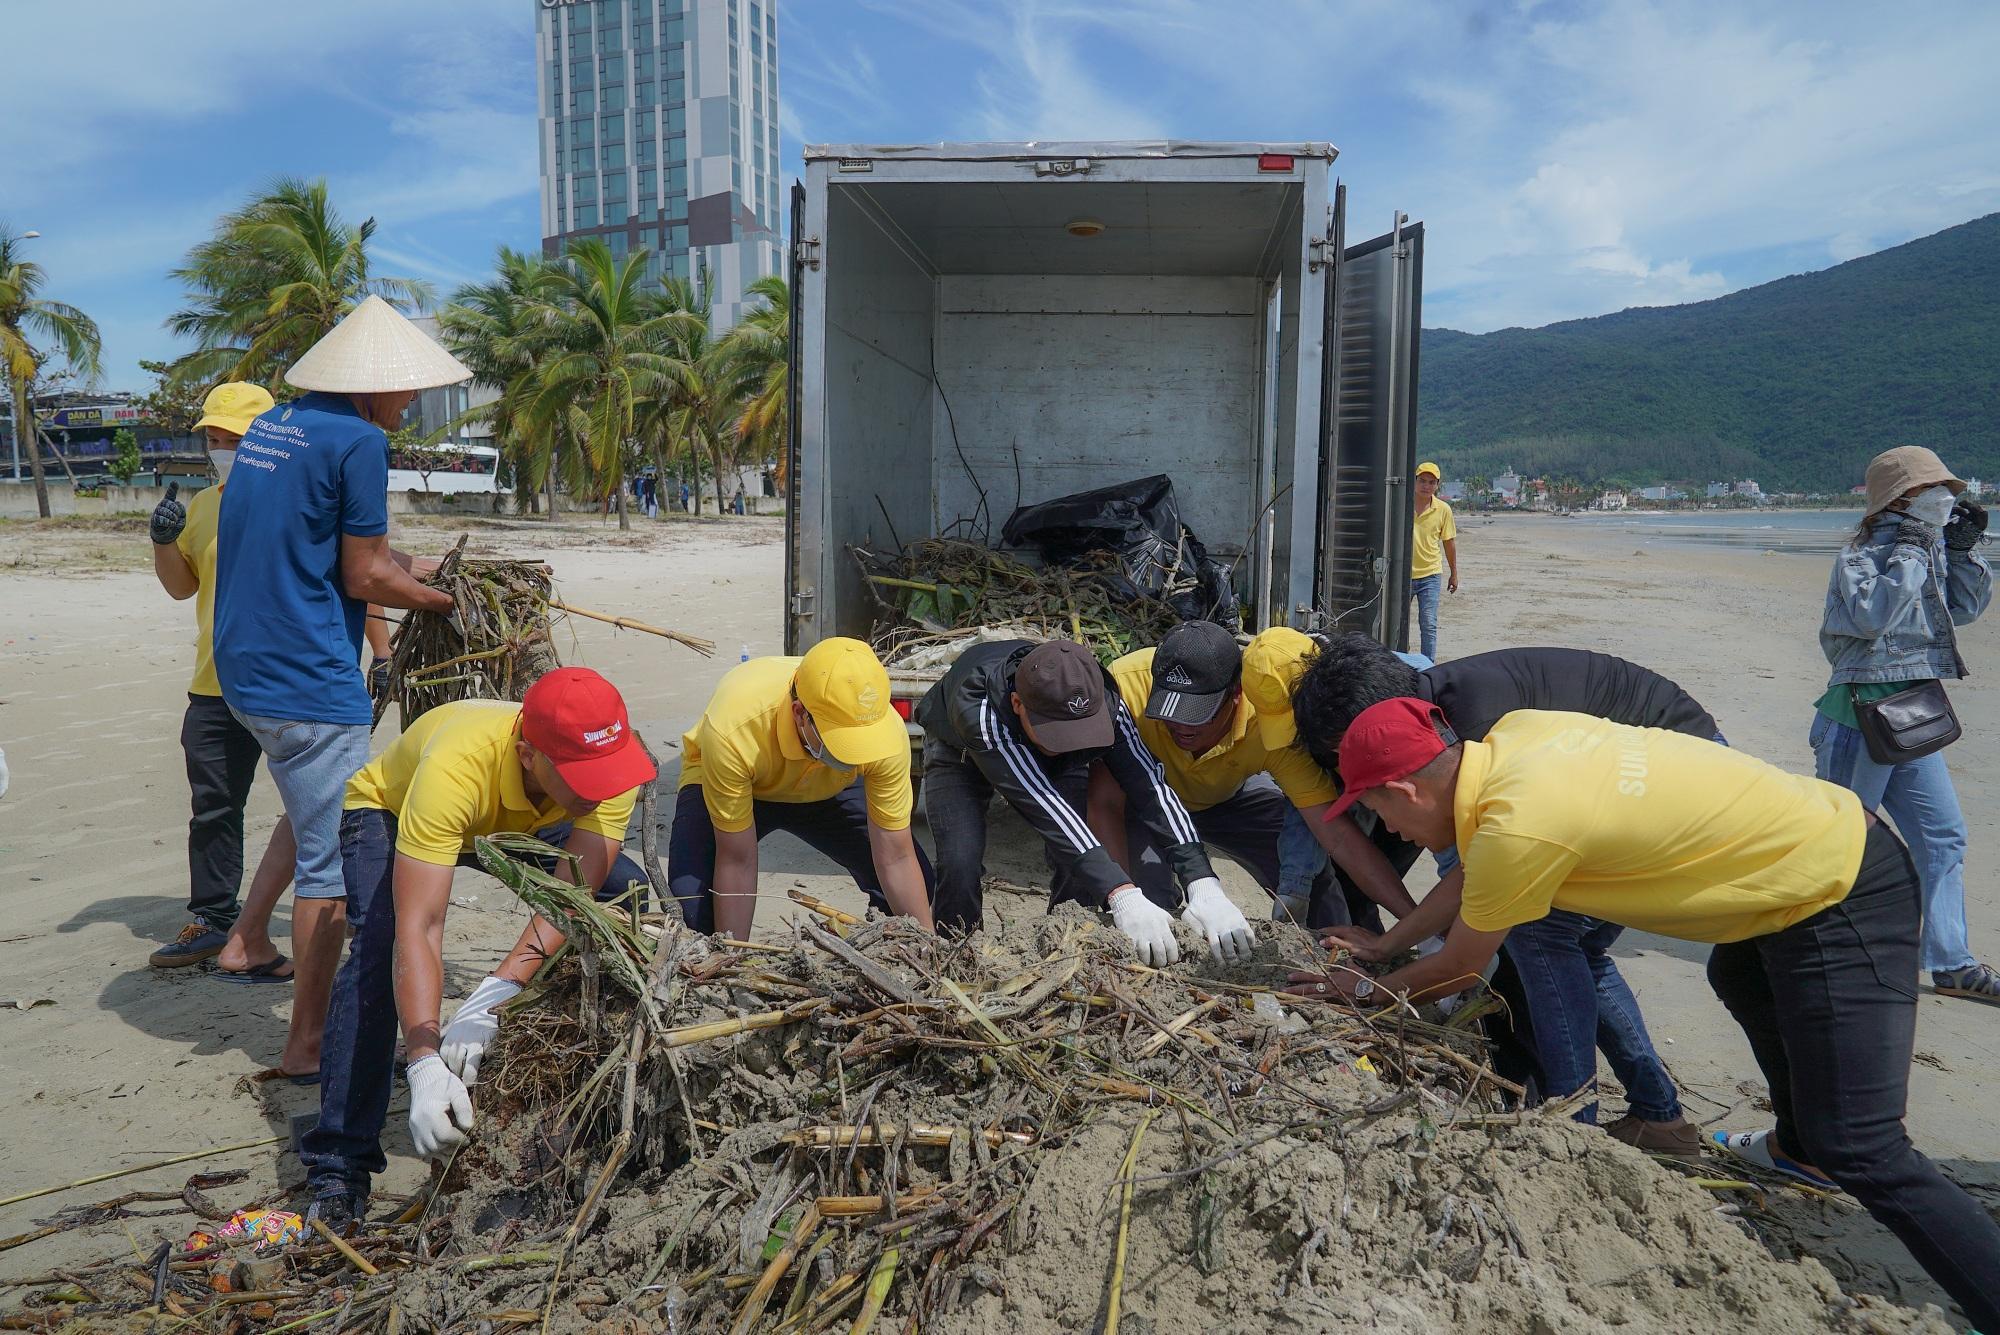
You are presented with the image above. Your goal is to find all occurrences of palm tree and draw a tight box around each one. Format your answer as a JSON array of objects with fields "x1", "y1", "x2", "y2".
[
  {"x1": 515, "y1": 241, "x2": 701, "y2": 530},
  {"x1": 165, "y1": 177, "x2": 431, "y2": 388},
  {"x1": 717, "y1": 274, "x2": 788, "y2": 475},
  {"x1": 439, "y1": 248, "x2": 565, "y2": 516},
  {"x1": 635, "y1": 278, "x2": 745, "y2": 517},
  {"x1": 1, "y1": 229, "x2": 102, "y2": 518}
]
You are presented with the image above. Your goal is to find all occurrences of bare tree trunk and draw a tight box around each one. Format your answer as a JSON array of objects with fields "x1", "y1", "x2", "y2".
[
  {"x1": 616, "y1": 480, "x2": 630, "y2": 531},
  {"x1": 14, "y1": 379, "x2": 51, "y2": 519},
  {"x1": 545, "y1": 455, "x2": 560, "y2": 519}
]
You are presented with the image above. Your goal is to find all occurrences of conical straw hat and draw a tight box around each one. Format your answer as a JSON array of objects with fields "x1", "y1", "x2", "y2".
[{"x1": 285, "y1": 295, "x2": 472, "y2": 392}]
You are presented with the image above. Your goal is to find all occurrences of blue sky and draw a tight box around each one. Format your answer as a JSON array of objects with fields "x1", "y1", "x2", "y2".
[{"x1": 8, "y1": 0, "x2": 1999, "y2": 388}]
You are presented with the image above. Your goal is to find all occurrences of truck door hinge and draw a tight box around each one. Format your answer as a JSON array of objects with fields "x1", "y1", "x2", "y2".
[
  {"x1": 793, "y1": 238, "x2": 821, "y2": 271},
  {"x1": 790, "y1": 589, "x2": 816, "y2": 615},
  {"x1": 1308, "y1": 234, "x2": 1336, "y2": 273},
  {"x1": 1033, "y1": 158, "x2": 1092, "y2": 177}
]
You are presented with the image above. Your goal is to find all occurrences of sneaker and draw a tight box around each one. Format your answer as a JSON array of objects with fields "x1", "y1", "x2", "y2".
[
  {"x1": 149, "y1": 922, "x2": 228, "y2": 968},
  {"x1": 1605, "y1": 1114, "x2": 1703, "y2": 1160},
  {"x1": 1934, "y1": 962, "x2": 2000, "y2": 1006},
  {"x1": 306, "y1": 1192, "x2": 367, "y2": 1237}
]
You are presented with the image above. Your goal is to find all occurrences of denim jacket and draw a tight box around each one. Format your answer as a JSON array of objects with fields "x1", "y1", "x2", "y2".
[{"x1": 1819, "y1": 513, "x2": 1991, "y2": 685}]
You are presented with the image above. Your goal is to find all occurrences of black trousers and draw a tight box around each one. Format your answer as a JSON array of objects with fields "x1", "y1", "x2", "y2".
[
  {"x1": 181, "y1": 693, "x2": 263, "y2": 930},
  {"x1": 1122, "y1": 776, "x2": 1389, "y2": 933},
  {"x1": 921, "y1": 740, "x2": 1091, "y2": 933},
  {"x1": 666, "y1": 783, "x2": 935, "y2": 934},
  {"x1": 1708, "y1": 822, "x2": 2000, "y2": 1329}
]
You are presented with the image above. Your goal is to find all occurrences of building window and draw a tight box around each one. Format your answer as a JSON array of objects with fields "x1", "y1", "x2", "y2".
[
  {"x1": 603, "y1": 142, "x2": 626, "y2": 169},
  {"x1": 597, "y1": 26, "x2": 621, "y2": 53},
  {"x1": 573, "y1": 1, "x2": 591, "y2": 27},
  {"x1": 666, "y1": 164, "x2": 686, "y2": 193},
  {"x1": 664, "y1": 16, "x2": 684, "y2": 42},
  {"x1": 666, "y1": 190, "x2": 686, "y2": 218},
  {"x1": 608, "y1": 231, "x2": 629, "y2": 257},
  {"x1": 576, "y1": 204, "x2": 598, "y2": 228},
  {"x1": 752, "y1": 30, "x2": 761, "y2": 58},
  {"x1": 733, "y1": 163, "x2": 741, "y2": 190},
  {"x1": 639, "y1": 167, "x2": 657, "y2": 196},
  {"x1": 600, "y1": 112, "x2": 625, "y2": 138},
  {"x1": 571, "y1": 146, "x2": 595, "y2": 171},
  {"x1": 568, "y1": 88, "x2": 596, "y2": 115},
  {"x1": 668, "y1": 223, "x2": 687, "y2": 250},
  {"x1": 666, "y1": 46, "x2": 684, "y2": 74},
  {"x1": 665, "y1": 106, "x2": 686, "y2": 134},
  {"x1": 569, "y1": 57, "x2": 593, "y2": 83},
  {"x1": 574, "y1": 175, "x2": 598, "y2": 203},
  {"x1": 636, "y1": 137, "x2": 657, "y2": 165},
  {"x1": 635, "y1": 50, "x2": 655, "y2": 78},
  {"x1": 665, "y1": 76, "x2": 684, "y2": 103},
  {"x1": 766, "y1": 12, "x2": 775, "y2": 39},
  {"x1": 604, "y1": 170, "x2": 628, "y2": 202},
  {"x1": 571, "y1": 118, "x2": 595, "y2": 145},
  {"x1": 602, "y1": 82, "x2": 627, "y2": 111},
  {"x1": 636, "y1": 81, "x2": 655, "y2": 106},
  {"x1": 667, "y1": 132, "x2": 685, "y2": 160}
]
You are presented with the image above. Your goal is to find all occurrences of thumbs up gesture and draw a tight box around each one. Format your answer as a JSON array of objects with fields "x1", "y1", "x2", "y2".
[{"x1": 149, "y1": 482, "x2": 187, "y2": 546}]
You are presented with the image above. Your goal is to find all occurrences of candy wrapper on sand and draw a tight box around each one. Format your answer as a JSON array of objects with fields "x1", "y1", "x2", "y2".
[{"x1": 184, "y1": 1207, "x2": 306, "y2": 1253}]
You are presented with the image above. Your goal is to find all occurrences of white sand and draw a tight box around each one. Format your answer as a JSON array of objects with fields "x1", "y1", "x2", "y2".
[{"x1": 0, "y1": 510, "x2": 1991, "y2": 1318}]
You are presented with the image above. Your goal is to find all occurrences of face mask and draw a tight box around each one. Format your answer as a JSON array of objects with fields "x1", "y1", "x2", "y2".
[
  {"x1": 1904, "y1": 485, "x2": 1956, "y2": 529},
  {"x1": 802, "y1": 729, "x2": 855, "y2": 775},
  {"x1": 209, "y1": 448, "x2": 236, "y2": 483}
]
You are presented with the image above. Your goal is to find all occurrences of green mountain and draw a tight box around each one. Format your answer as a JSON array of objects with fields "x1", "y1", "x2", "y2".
[{"x1": 1418, "y1": 213, "x2": 2000, "y2": 492}]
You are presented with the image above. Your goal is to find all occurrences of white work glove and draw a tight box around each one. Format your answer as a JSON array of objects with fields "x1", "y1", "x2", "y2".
[
  {"x1": 1107, "y1": 886, "x2": 1181, "y2": 967},
  {"x1": 439, "y1": 974, "x2": 522, "y2": 1086},
  {"x1": 407, "y1": 1055, "x2": 475, "y2": 1160},
  {"x1": 1180, "y1": 877, "x2": 1255, "y2": 966}
]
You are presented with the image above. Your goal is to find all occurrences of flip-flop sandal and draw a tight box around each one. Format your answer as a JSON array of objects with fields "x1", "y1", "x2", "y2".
[
  {"x1": 214, "y1": 955, "x2": 295, "y2": 985},
  {"x1": 1711, "y1": 1130, "x2": 1840, "y2": 1191},
  {"x1": 243, "y1": 1066, "x2": 321, "y2": 1088}
]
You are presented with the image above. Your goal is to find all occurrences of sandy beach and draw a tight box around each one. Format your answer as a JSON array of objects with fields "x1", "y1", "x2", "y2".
[{"x1": 1, "y1": 509, "x2": 1993, "y2": 1319}]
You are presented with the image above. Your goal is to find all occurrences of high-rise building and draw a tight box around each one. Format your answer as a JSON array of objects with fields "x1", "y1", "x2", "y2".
[{"x1": 534, "y1": 0, "x2": 782, "y2": 329}]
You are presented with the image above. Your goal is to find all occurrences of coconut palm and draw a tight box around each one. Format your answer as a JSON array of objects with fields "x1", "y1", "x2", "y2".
[
  {"x1": 1, "y1": 229, "x2": 102, "y2": 518},
  {"x1": 635, "y1": 278, "x2": 744, "y2": 517},
  {"x1": 717, "y1": 274, "x2": 789, "y2": 471},
  {"x1": 515, "y1": 241, "x2": 702, "y2": 530},
  {"x1": 439, "y1": 248, "x2": 566, "y2": 516},
  {"x1": 165, "y1": 177, "x2": 431, "y2": 388}
]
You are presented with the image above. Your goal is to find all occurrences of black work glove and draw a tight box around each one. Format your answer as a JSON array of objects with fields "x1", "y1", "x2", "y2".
[
  {"x1": 149, "y1": 482, "x2": 186, "y2": 546},
  {"x1": 1945, "y1": 498, "x2": 1988, "y2": 551},
  {"x1": 368, "y1": 658, "x2": 391, "y2": 701}
]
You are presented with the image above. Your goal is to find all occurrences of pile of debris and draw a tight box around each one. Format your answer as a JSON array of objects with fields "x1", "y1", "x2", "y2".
[
  {"x1": 372, "y1": 537, "x2": 562, "y2": 730},
  {"x1": 0, "y1": 841, "x2": 1951, "y2": 1332}
]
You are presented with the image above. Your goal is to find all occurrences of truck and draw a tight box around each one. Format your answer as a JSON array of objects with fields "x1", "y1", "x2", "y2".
[{"x1": 782, "y1": 141, "x2": 1424, "y2": 730}]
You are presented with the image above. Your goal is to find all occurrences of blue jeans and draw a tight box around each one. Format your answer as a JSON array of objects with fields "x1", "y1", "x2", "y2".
[
  {"x1": 228, "y1": 709, "x2": 370, "y2": 899},
  {"x1": 300, "y1": 808, "x2": 649, "y2": 1200},
  {"x1": 1810, "y1": 712, "x2": 1975, "y2": 974},
  {"x1": 1410, "y1": 573, "x2": 1442, "y2": 661},
  {"x1": 1504, "y1": 910, "x2": 1681, "y2": 1124}
]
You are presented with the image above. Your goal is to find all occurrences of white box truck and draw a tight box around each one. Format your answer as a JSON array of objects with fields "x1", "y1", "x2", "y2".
[{"x1": 781, "y1": 141, "x2": 1424, "y2": 721}]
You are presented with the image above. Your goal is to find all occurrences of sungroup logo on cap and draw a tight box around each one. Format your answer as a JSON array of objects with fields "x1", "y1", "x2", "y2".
[
  {"x1": 856, "y1": 685, "x2": 882, "y2": 717},
  {"x1": 582, "y1": 720, "x2": 625, "y2": 748},
  {"x1": 1065, "y1": 694, "x2": 1092, "y2": 717},
  {"x1": 1162, "y1": 664, "x2": 1194, "y2": 688}
]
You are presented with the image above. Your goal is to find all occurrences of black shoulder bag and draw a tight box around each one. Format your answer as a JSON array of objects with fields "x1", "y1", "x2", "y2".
[{"x1": 1850, "y1": 560, "x2": 1964, "y2": 763}]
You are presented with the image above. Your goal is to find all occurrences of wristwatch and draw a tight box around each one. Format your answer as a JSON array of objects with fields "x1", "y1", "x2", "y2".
[{"x1": 1352, "y1": 977, "x2": 1375, "y2": 1002}]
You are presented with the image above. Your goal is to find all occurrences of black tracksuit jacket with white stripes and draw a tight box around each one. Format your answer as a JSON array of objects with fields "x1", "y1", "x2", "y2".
[{"x1": 916, "y1": 640, "x2": 1216, "y2": 907}]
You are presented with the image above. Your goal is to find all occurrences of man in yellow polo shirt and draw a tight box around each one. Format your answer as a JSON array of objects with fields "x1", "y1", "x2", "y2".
[
  {"x1": 1409, "y1": 461, "x2": 1457, "y2": 660},
  {"x1": 1289, "y1": 699, "x2": 2000, "y2": 1329},
  {"x1": 144, "y1": 381, "x2": 288, "y2": 969},
  {"x1": 1095, "y1": 621, "x2": 1419, "y2": 932},
  {"x1": 298, "y1": 668, "x2": 656, "y2": 1228},
  {"x1": 668, "y1": 637, "x2": 933, "y2": 940}
]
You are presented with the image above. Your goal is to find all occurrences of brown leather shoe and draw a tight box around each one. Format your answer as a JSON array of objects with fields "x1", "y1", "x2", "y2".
[{"x1": 1604, "y1": 1114, "x2": 1703, "y2": 1160}]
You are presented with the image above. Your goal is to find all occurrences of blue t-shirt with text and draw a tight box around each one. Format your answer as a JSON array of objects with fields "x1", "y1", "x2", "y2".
[{"x1": 213, "y1": 392, "x2": 389, "y2": 725}]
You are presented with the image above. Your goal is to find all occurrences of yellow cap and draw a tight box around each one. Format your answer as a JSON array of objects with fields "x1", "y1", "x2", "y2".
[
  {"x1": 795, "y1": 637, "x2": 904, "y2": 767},
  {"x1": 195, "y1": 382, "x2": 275, "y2": 437},
  {"x1": 1241, "y1": 627, "x2": 1318, "y2": 750},
  {"x1": 1416, "y1": 461, "x2": 1441, "y2": 480}
]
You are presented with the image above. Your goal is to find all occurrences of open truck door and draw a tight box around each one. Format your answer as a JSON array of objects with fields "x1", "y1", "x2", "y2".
[
  {"x1": 784, "y1": 178, "x2": 809, "y2": 654},
  {"x1": 1315, "y1": 194, "x2": 1425, "y2": 650}
]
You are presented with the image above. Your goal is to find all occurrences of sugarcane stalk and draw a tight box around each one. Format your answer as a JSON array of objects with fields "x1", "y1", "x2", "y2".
[
  {"x1": 1103, "y1": 1111, "x2": 1156, "y2": 1335},
  {"x1": 548, "y1": 600, "x2": 715, "y2": 655},
  {"x1": 730, "y1": 1203, "x2": 821, "y2": 1334}
]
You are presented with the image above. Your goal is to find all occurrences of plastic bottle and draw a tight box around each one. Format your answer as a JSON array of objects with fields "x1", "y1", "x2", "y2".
[{"x1": 740, "y1": 643, "x2": 750, "y2": 664}]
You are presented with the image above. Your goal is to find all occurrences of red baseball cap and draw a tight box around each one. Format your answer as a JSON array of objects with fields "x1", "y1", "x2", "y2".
[
  {"x1": 1324, "y1": 696, "x2": 1454, "y2": 820},
  {"x1": 521, "y1": 668, "x2": 658, "y2": 802}
]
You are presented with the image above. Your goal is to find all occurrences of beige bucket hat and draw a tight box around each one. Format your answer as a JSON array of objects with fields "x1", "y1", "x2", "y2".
[
  {"x1": 284, "y1": 295, "x2": 472, "y2": 393},
  {"x1": 1864, "y1": 446, "x2": 1962, "y2": 517}
]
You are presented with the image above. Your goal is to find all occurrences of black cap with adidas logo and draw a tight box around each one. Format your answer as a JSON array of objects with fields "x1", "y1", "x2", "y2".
[{"x1": 1145, "y1": 620, "x2": 1241, "y2": 727}]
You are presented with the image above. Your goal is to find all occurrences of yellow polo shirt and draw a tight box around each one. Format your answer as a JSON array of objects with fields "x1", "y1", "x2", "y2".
[
  {"x1": 344, "y1": 699, "x2": 637, "y2": 866},
  {"x1": 1108, "y1": 649, "x2": 1340, "y2": 812},
  {"x1": 1412, "y1": 498, "x2": 1456, "y2": 579},
  {"x1": 679, "y1": 656, "x2": 913, "y2": 833},
  {"x1": 1454, "y1": 710, "x2": 1866, "y2": 943},
  {"x1": 176, "y1": 485, "x2": 225, "y2": 697}
]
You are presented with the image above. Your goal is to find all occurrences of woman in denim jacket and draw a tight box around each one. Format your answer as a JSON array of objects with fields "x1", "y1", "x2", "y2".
[{"x1": 1813, "y1": 445, "x2": 1997, "y2": 1003}]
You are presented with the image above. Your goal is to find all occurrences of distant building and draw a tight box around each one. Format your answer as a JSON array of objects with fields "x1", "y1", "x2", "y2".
[
  {"x1": 1595, "y1": 490, "x2": 1628, "y2": 511},
  {"x1": 534, "y1": 0, "x2": 783, "y2": 328},
  {"x1": 1732, "y1": 479, "x2": 1763, "y2": 498},
  {"x1": 1494, "y1": 469, "x2": 1522, "y2": 505},
  {"x1": 1705, "y1": 482, "x2": 1731, "y2": 499},
  {"x1": 1637, "y1": 485, "x2": 1679, "y2": 502},
  {"x1": 1439, "y1": 479, "x2": 1466, "y2": 501},
  {"x1": 408, "y1": 316, "x2": 499, "y2": 448},
  {"x1": 1849, "y1": 484, "x2": 1869, "y2": 497},
  {"x1": 1964, "y1": 477, "x2": 1985, "y2": 497}
]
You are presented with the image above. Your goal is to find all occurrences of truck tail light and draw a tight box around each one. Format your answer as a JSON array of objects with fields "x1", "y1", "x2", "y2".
[
  {"x1": 1258, "y1": 153, "x2": 1295, "y2": 172},
  {"x1": 891, "y1": 697, "x2": 913, "y2": 721}
]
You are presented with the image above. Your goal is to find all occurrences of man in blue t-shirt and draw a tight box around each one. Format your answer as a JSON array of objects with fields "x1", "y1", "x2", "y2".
[{"x1": 212, "y1": 295, "x2": 469, "y2": 1079}]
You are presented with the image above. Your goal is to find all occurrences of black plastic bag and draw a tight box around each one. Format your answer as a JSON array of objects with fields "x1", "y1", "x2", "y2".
[{"x1": 1001, "y1": 474, "x2": 1240, "y2": 630}]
